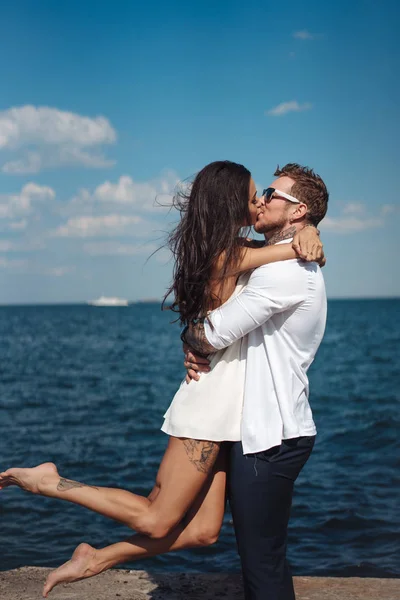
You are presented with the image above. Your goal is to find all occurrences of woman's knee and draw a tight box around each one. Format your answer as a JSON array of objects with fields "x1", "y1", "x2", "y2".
[
  {"x1": 148, "y1": 523, "x2": 176, "y2": 539},
  {"x1": 135, "y1": 513, "x2": 178, "y2": 539},
  {"x1": 135, "y1": 512, "x2": 220, "y2": 546}
]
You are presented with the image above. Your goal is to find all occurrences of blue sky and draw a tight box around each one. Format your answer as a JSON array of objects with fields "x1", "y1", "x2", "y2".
[{"x1": 0, "y1": 0, "x2": 399, "y2": 303}]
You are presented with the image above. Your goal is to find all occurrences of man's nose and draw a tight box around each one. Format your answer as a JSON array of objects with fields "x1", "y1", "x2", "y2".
[{"x1": 256, "y1": 196, "x2": 265, "y2": 209}]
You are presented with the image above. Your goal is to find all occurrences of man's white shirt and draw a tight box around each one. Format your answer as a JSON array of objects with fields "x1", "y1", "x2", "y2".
[{"x1": 204, "y1": 240, "x2": 327, "y2": 454}]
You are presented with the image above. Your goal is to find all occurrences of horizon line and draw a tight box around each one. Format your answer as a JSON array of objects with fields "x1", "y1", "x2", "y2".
[{"x1": 0, "y1": 296, "x2": 399, "y2": 307}]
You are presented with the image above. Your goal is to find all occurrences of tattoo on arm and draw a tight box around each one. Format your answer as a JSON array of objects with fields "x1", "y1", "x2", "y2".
[
  {"x1": 182, "y1": 322, "x2": 216, "y2": 356},
  {"x1": 182, "y1": 439, "x2": 220, "y2": 474},
  {"x1": 57, "y1": 478, "x2": 99, "y2": 492}
]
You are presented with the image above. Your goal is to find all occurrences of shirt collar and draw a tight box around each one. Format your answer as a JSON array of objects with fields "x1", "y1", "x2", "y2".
[{"x1": 265, "y1": 238, "x2": 293, "y2": 246}]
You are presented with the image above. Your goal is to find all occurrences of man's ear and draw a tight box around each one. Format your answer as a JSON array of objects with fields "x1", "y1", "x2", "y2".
[{"x1": 292, "y1": 203, "x2": 308, "y2": 221}]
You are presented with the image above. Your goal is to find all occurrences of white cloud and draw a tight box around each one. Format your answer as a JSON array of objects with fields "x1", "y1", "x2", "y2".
[
  {"x1": 83, "y1": 241, "x2": 157, "y2": 256},
  {"x1": 66, "y1": 170, "x2": 180, "y2": 215},
  {"x1": 91, "y1": 171, "x2": 178, "y2": 210},
  {"x1": 83, "y1": 241, "x2": 171, "y2": 265},
  {"x1": 57, "y1": 146, "x2": 114, "y2": 168},
  {"x1": 0, "y1": 105, "x2": 116, "y2": 149},
  {"x1": 267, "y1": 101, "x2": 313, "y2": 117},
  {"x1": 0, "y1": 241, "x2": 17, "y2": 252},
  {"x1": 342, "y1": 203, "x2": 365, "y2": 215},
  {"x1": 293, "y1": 30, "x2": 315, "y2": 40},
  {"x1": 0, "y1": 182, "x2": 55, "y2": 219},
  {"x1": 95, "y1": 176, "x2": 158, "y2": 207},
  {"x1": 2, "y1": 148, "x2": 114, "y2": 174},
  {"x1": 0, "y1": 238, "x2": 45, "y2": 252},
  {"x1": 0, "y1": 257, "x2": 72, "y2": 274},
  {"x1": 9, "y1": 219, "x2": 28, "y2": 231},
  {"x1": 2, "y1": 152, "x2": 43, "y2": 174},
  {"x1": 381, "y1": 204, "x2": 398, "y2": 216},
  {"x1": 0, "y1": 105, "x2": 116, "y2": 174},
  {"x1": 321, "y1": 216, "x2": 384, "y2": 233},
  {"x1": 43, "y1": 266, "x2": 75, "y2": 277},
  {"x1": 23, "y1": 182, "x2": 55, "y2": 199},
  {"x1": 52, "y1": 214, "x2": 142, "y2": 238},
  {"x1": 0, "y1": 257, "x2": 27, "y2": 268},
  {"x1": 320, "y1": 203, "x2": 389, "y2": 233}
]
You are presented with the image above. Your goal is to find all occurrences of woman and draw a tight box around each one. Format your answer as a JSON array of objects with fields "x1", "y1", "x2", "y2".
[{"x1": 0, "y1": 161, "x2": 323, "y2": 596}]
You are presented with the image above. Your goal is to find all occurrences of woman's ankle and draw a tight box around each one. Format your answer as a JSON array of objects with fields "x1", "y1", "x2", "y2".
[
  {"x1": 93, "y1": 549, "x2": 117, "y2": 574},
  {"x1": 37, "y1": 473, "x2": 59, "y2": 495}
]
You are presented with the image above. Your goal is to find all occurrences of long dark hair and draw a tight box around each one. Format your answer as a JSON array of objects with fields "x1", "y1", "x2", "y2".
[{"x1": 163, "y1": 160, "x2": 252, "y2": 325}]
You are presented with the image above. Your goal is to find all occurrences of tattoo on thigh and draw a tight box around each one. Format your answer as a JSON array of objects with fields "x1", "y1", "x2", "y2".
[
  {"x1": 182, "y1": 439, "x2": 219, "y2": 474},
  {"x1": 57, "y1": 478, "x2": 99, "y2": 492}
]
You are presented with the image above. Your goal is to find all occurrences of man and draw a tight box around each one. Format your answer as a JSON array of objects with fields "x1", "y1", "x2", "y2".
[{"x1": 182, "y1": 163, "x2": 329, "y2": 600}]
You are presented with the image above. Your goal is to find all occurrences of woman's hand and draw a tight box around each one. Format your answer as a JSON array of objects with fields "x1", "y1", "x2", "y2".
[
  {"x1": 292, "y1": 226, "x2": 326, "y2": 266},
  {"x1": 183, "y1": 344, "x2": 211, "y2": 383}
]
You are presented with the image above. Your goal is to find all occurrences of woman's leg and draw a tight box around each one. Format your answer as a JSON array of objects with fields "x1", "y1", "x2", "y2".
[
  {"x1": 0, "y1": 437, "x2": 220, "y2": 538},
  {"x1": 42, "y1": 447, "x2": 228, "y2": 597}
]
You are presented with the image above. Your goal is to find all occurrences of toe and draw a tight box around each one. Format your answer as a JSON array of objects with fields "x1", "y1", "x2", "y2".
[{"x1": 43, "y1": 577, "x2": 53, "y2": 597}]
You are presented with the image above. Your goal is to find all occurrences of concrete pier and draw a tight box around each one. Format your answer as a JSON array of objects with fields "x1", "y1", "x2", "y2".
[{"x1": 0, "y1": 568, "x2": 399, "y2": 599}]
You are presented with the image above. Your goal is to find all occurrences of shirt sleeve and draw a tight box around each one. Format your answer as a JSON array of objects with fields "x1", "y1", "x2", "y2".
[{"x1": 204, "y1": 261, "x2": 307, "y2": 350}]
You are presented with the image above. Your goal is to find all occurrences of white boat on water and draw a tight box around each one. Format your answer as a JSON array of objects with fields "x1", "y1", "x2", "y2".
[{"x1": 88, "y1": 296, "x2": 129, "y2": 307}]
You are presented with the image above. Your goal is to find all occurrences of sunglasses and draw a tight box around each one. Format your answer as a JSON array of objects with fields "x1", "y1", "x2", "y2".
[{"x1": 262, "y1": 187, "x2": 300, "y2": 204}]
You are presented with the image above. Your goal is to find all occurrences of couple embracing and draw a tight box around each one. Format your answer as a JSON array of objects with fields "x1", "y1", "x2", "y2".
[{"x1": 0, "y1": 160, "x2": 329, "y2": 600}]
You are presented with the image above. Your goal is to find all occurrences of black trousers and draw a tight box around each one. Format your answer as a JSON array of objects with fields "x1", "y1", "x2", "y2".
[{"x1": 228, "y1": 436, "x2": 315, "y2": 600}]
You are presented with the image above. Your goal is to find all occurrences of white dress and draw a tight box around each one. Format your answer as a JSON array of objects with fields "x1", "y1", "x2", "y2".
[{"x1": 161, "y1": 273, "x2": 250, "y2": 441}]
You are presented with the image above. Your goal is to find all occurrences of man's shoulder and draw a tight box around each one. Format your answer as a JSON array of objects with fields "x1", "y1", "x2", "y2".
[
  {"x1": 249, "y1": 259, "x2": 322, "y2": 291},
  {"x1": 253, "y1": 258, "x2": 314, "y2": 276}
]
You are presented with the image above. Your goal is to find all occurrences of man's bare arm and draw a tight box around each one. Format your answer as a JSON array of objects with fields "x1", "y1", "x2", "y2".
[{"x1": 181, "y1": 321, "x2": 216, "y2": 356}]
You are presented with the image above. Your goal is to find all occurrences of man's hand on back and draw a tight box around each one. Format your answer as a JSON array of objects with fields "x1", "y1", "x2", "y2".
[{"x1": 183, "y1": 343, "x2": 211, "y2": 383}]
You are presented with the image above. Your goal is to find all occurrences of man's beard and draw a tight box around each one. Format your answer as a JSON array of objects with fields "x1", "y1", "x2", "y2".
[{"x1": 254, "y1": 214, "x2": 287, "y2": 235}]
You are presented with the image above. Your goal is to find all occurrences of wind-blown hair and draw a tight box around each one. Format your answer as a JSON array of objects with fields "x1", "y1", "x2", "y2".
[{"x1": 163, "y1": 161, "x2": 252, "y2": 325}]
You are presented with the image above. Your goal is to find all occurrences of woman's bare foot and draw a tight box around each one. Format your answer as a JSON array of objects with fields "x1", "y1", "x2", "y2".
[
  {"x1": 43, "y1": 543, "x2": 99, "y2": 597},
  {"x1": 0, "y1": 462, "x2": 58, "y2": 494}
]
